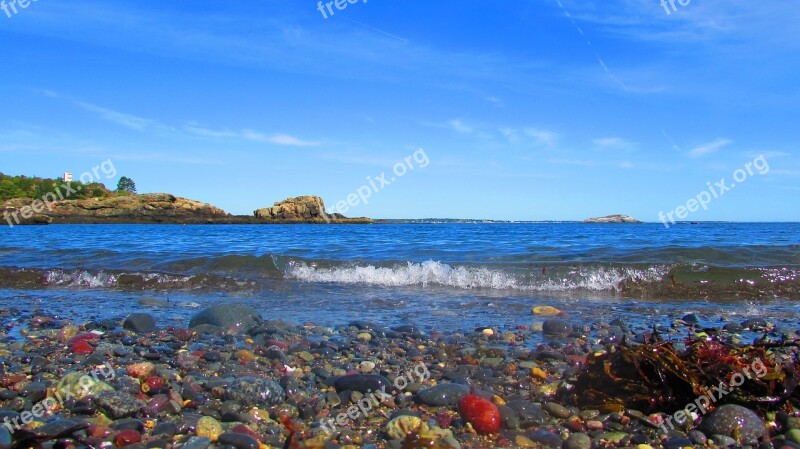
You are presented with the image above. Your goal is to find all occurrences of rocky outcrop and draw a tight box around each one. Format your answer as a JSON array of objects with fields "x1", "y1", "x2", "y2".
[
  {"x1": 2, "y1": 193, "x2": 373, "y2": 225},
  {"x1": 2, "y1": 193, "x2": 229, "y2": 224},
  {"x1": 254, "y1": 196, "x2": 372, "y2": 223},
  {"x1": 582, "y1": 214, "x2": 642, "y2": 224}
]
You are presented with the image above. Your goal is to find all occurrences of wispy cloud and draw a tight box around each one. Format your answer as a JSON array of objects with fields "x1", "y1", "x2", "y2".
[
  {"x1": 524, "y1": 128, "x2": 559, "y2": 147},
  {"x1": 448, "y1": 119, "x2": 473, "y2": 134},
  {"x1": 549, "y1": 158, "x2": 634, "y2": 169},
  {"x1": 42, "y1": 91, "x2": 319, "y2": 147},
  {"x1": 593, "y1": 137, "x2": 637, "y2": 150},
  {"x1": 689, "y1": 138, "x2": 733, "y2": 157},
  {"x1": 74, "y1": 101, "x2": 153, "y2": 131}
]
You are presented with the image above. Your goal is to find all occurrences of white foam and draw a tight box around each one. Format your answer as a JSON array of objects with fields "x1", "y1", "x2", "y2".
[
  {"x1": 45, "y1": 270, "x2": 118, "y2": 288},
  {"x1": 286, "y1": 260, "x2": 668, "y2": 292}
]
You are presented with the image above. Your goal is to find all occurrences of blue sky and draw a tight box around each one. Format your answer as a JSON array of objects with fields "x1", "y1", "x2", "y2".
[{"x1": 1, "y1": 0, "x2": 798, "y2": 221}]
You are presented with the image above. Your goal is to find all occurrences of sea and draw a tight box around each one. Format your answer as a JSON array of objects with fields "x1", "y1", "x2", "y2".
[{"x1": 1, "y1": 223, "x2": 798, "y2": 341}]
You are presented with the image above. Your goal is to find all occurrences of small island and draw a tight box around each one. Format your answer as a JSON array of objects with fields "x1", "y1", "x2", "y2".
[{"x1": 582, "y1": 214, "x2": 642, "y2": 224}]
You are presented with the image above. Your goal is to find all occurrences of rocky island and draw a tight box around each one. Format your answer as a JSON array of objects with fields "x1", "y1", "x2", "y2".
[{"x1": 582, "y1": 214, "x2": 642, "y2": 224}]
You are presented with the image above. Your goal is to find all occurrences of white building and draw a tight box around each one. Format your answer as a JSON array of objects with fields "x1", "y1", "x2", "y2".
[{"x1": 63, "y1": 172, "x2": 73, "y2": 182}]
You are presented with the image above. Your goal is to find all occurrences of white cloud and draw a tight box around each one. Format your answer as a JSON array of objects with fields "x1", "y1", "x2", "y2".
[
  {"x1": 593, "y1": 137, "x2": 636, "y2": 150},
  {"x1": 185, "y1": 126, "x2": 319, "y2": 146},
  {"x1": 689, "y1": 138, "x2": 733, "y2": 157},
  {"x1": 263, "y1": 133, "x2": 319, "y2": 146},
  {"x1": 448, "y1": 119, "x2": 473, "y2": 134},
  {"x1": 524, "y1": 128, "x2": 559, "y2": 147},
  {"x1": 75, "y1": 101, "x2": 153, "y2": 131}
]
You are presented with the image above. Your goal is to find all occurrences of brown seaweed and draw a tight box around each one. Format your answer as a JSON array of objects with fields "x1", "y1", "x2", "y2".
[{"x1": 559, "y1": 335, "x2": 800, "y2": 414}]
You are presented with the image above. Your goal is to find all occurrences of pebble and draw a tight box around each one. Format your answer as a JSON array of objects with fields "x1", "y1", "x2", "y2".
[
  {"x1": 188, "y1": 304, "x2": 262, "y2": 332},
  {"x1": 564, "y1": 432, "x2": 592, "y2": 449},
  {"x1": 123, "y1": 313, "x2": 157, "y2": 334},
  {"x1": 415, "y1": 383, "x2": 469, "y2": 407},
  {"x1": 217, "y1": 432, "x2": 260, "y2": 449},
  {"x1": 542, "y1": 319, "x2": 572, "y2": 336},
  {"x1": 178, "y1": 436, "x2": 211, "y2": 449},
  {"x1": 334, "y1": 374, "x2": 392, "y2": 394},
  {"x1": 196, "y1": 416, "x2": 223, "y2": 442},
  {"x1": 224, "y1": 377, "x2": 285, "y2": 407},
  {"x1": 699, "y1": 404, "x2": 767, "y2": 445},
  {"x1": 94, "y1": 391, "x2": 147, "y2": 419},
  {"x1": 543, "y1": 402, "x2": 571, "y2": 419},
  {"x1": 359, "y1": 360, "x2": 376, "y2": 373}
]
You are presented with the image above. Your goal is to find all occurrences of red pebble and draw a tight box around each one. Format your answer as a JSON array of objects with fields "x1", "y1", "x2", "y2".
[
  {"x1": 72, "y1": 340, "x2": 94, "y2": 355},
  {"x1": 114, "y1": 429, "x2": 141, "y2": 447},
  {"x1": 68, "y1": 333, "x2": 99, "y2": 344},
  {"x1": 231, "y1": 424, "x2": 262, "y2": 441},
  {"x1": 458, "y1": 394, "x2": 501, "y2": 434},
  {"x1": 142, "y1": 376, "x2": 165, "y2": 393}
]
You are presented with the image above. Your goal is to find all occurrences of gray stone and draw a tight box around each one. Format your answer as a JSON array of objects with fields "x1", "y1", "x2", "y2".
[
  {"x1": 699, "y1": 404, "x2": 767, "y2": 445},
  {"x1": 224, "y1": 377, "x2": 285, "y2": 408},
  {"x1": 189, "y1": 304, "x2": 262, "y2": 332},
  {"x1": 543, "y1": 402, "x2": 571, "y2": 419},
  {"x1": 93, "y1": 391, "x2": 146, "y2": 419},
  {"x1": 564, "y1": 433, "x2": 591, "y2": 449},
  {"x1": 414, "y1": 383, "x2": 469, "y2": 407},
  {"x1": 123, "y1": 313, "x2": 157, "y2": 333},
  {"x1": 542, "y1": 319, "x2": 572, "y2": 336}
]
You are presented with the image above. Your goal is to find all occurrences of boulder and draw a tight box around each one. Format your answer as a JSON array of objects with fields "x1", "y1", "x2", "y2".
[{"x1": 189, "y1": 304, "x2": 262, "y2": 333}]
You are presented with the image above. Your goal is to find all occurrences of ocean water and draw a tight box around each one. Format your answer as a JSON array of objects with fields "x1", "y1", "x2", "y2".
[{"x1": 0, "y1": 223, "x2": 798, "y2": 336}]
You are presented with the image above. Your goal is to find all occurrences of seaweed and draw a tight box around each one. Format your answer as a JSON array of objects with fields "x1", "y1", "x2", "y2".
[{"x1": 559, "y1": 333, "x2": 800, "y2": 414}]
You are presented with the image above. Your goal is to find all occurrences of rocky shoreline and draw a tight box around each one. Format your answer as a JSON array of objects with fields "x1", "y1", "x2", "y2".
[
  {"x1": 1, "y1": 303, "x2": 797, "y2": 449},
  {"x1": 1, "y1": 195, "x2": 372, "y2": 226}
]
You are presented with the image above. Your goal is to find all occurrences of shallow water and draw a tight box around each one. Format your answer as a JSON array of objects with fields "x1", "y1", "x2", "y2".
[{"x1": 0, "y1": 223, "x2": 798, "y2": 337}]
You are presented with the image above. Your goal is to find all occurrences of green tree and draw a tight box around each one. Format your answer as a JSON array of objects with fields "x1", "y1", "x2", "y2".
[{"x1": 116, "y1": 176, "x2": 137, "y2": 194}]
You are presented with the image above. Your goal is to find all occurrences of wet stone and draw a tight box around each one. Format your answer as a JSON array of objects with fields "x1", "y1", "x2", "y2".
[
  {"x1": 334, "y1": 374, "x2": 393, "y2": 394},
  {"x1": 564, "y1": 433, "x2": 592, "y2": 449},
  {"x1": 94, "y1": 390, "x2": 147, "y2": 419},
  {"x1": 225, "y1": 377, "x2": 285, "y2": 407},
  {"x1": 699, "y1": 404, "x2": 767, "y2": 445},
  {"x1": 19, "y1": 381, "x2": 48, "y2": 403},
  {"x1": 528, "y1": 430, "x2": 564, "y2": 449},
  {"x1": 123, "y1": 313, "x2": 157, "y2": 334},
  {"x1": 0, "y1": 427, "x2": 10, "y2": 449},
  {"x1": 543, "y1": 402, "x2": 571, "y2": 419},
  {"x1": 506, "y1": 400, "x2": 546, "y2": 426},
  {"x1": 189, "y1": 304, "x2": 262, "y2": 333},
  {"x1": 542, "y1": 319, "x2": 572, "y2": 336},
  {"x1": 177, "y1": 436, "x2": 211, "y2": 449},
  {"x1": 415, "y1": 383, "x2": 469, "y2": 407},
  {"x1": 110, "y1": 418, "x2": 145, "y2": 432},
  {"x1": 217, "y1": 432, "x2": 260, "y2": 449}
]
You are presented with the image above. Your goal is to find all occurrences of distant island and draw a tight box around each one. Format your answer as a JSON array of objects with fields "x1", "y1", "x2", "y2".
[{"x1": 582, "y1": 214, "x2": 642, "y2": 224}]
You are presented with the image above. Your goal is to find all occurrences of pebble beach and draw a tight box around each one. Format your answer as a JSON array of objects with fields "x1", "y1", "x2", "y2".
[{"x1": 2, "y1": 300, "x2": 798, "y2": 449}]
